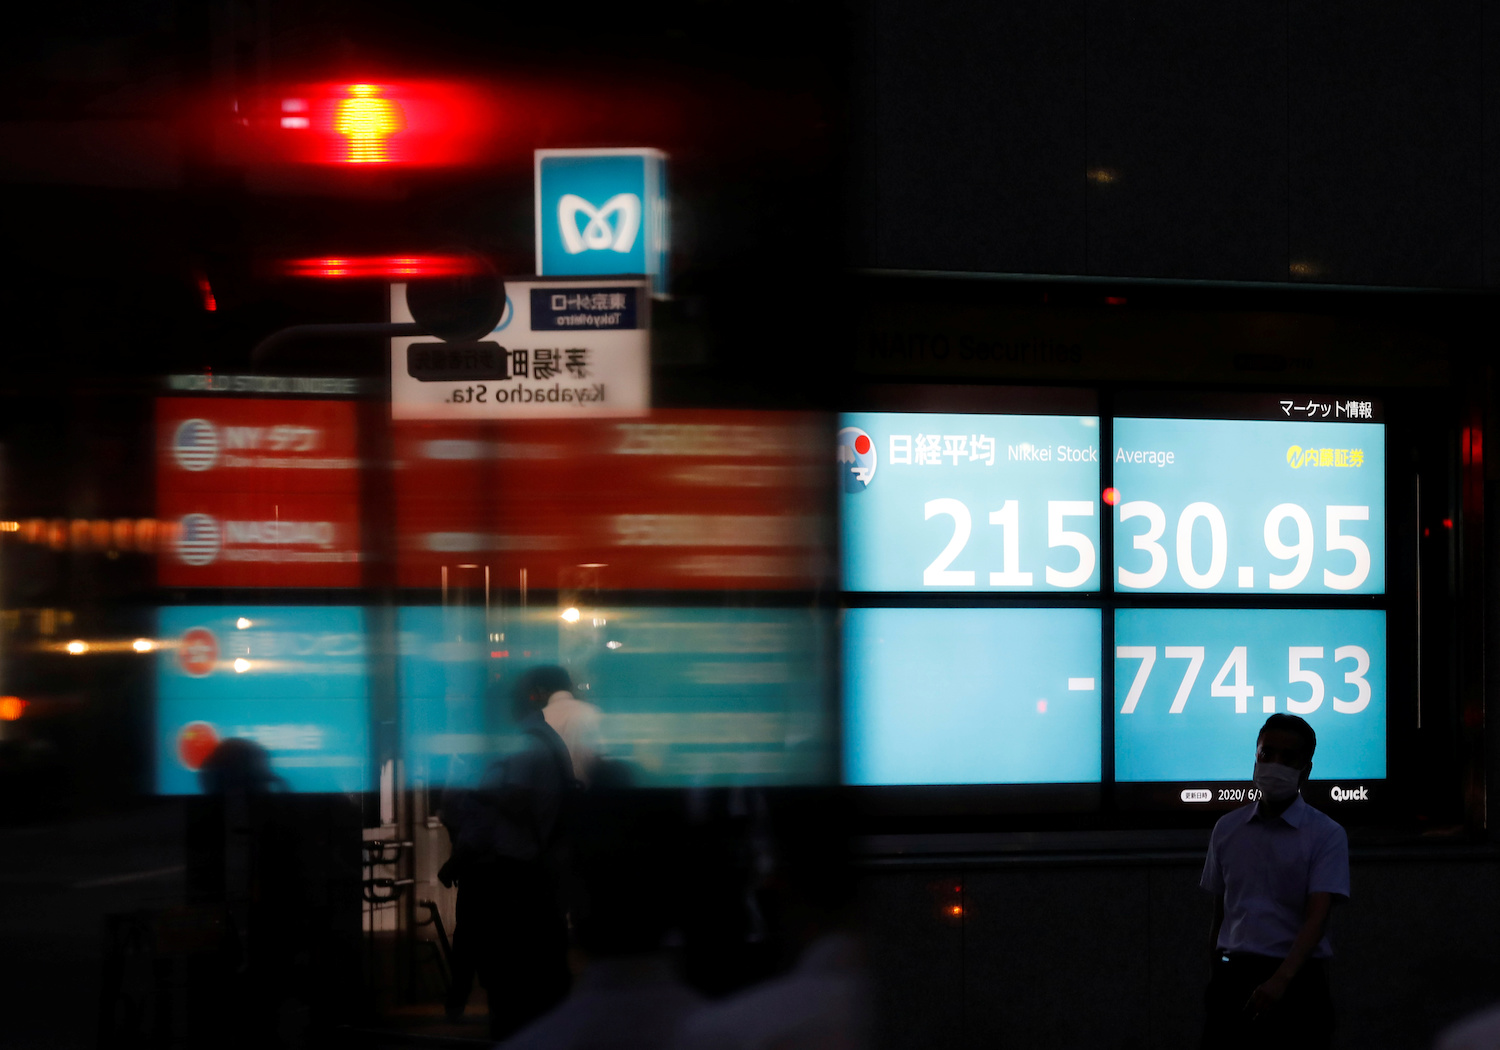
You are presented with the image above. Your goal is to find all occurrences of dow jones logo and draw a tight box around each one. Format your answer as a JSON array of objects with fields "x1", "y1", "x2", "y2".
[
  {"x1": 173, "y1": 418, "x2": 219, "y2": 471},
  {"x1": 177, "y1": 513, "x2": 221, "y2": 565}
]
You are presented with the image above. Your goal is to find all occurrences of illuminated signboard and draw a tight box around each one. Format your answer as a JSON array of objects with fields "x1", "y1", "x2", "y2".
[
  {"x1": 1114, "y1": 608, "x2": 1386, "y2": 799},
  {"x1": 155, "y1": 606, "x2": 370, "y2": 794},
  {"x1": 392, "y1": 411, "x2": 826, "y2": 590},
  {"x1": 400, "y1": 604, "x2": 833, "y2": 788},
  {"x1": 535, "y1": 148, "x2": 668, "y2": 295},
  {"x1": 155, "y1": 398, "x2": 363, "y2": 588},
  {"x1": 843, "y1": 607, "x2": 1101, "y2": 786},
  {"x1": 837, "y1": 393, "x2": 1396, "y2": 812},
  {"x1": 1113, "y1": 416, "x2": 1384, "y2": 594},
  {"x1": 389, "y1": 278, "x2": 651, "y2": 420},
  {"x1": 839, "y1": 412, "x2": 1102, "y2": 592}
]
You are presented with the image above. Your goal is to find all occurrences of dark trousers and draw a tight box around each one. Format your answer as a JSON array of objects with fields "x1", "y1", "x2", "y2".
[
  {"x1": 1202, "y1": 953, "x2": 1333, "y2": 1050},
  {"x1": 453, "y1": 859, "x2": 571, "y2": 1040}
]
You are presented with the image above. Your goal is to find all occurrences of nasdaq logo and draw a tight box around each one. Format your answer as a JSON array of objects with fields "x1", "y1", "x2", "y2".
[
  {"x1": 536, "y1": 148, "x2": 667, "y2": 293},
  {"x1": 173, "y1": 419, "x2": 219, "y2": 472},
  {"x1": 177, "y1": 514, "x2": 222, "y2": 565},
  {"x1": 558, "y1": 193, "x2": 641, "y2": 254}
]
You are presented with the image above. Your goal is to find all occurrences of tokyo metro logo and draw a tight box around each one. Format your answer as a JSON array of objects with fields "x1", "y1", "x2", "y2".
[
  {"x1": 837, "y1": 427, "x2": 877, "y2": 494},
  {"x1": 173, "y1": 418, "x2": 219, "y2": 471},
  {"x1": 558, "y1": 193, "x2": 641, "y2": 255}
]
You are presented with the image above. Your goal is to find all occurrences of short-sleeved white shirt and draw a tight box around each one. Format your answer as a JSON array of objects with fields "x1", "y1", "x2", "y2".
[{"x1": 1200, "y1": 793, "x2": 1350, "y2": 959}]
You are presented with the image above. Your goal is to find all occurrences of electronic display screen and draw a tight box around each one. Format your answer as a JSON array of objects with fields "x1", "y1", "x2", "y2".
[
  {"x1": 155, "y1": 606, "x2": 371, "y2": 794},
  {"x1": 840, "y1": 412, "x2": 1102, "y2": 592},
  {"x1": 843, "y1": 607, "x2": 1101, "y2": 786},
  {"x1": 400, "y1": 604, "x2": 834, "y2": 789},
  {"x1": 1113, "y1": 417, "x2": 1384, "y2": 594},
  {"x1": 1114, "y1": 608, "x2": 1386, "y2": 808}
]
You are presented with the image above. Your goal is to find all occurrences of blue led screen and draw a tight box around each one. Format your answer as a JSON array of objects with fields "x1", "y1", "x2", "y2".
[
  {"x1": 839, "y1": 412, "x2": 1102, "y2": 593},
  {"x1": 1114, "y1": 608, "x2": 1386, "y2": 782},
  {"x1": 155, "y1": 606, "x2": 370, "y2": 794},
  {"x1": 1113, "y1": 417, "x2": 1384, "y2": 594},
  {"x1": 843, "y1": 607, "x2": 1102, "y2": 786}
]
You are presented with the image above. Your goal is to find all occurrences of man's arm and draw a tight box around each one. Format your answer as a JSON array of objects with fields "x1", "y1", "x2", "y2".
[
  {"x1": 1247, "y1": 892, "x2": 1334, "y2": 1013},
  {"x1": 1208, "y1": 895, "x2": 1224, "y2": 959}
]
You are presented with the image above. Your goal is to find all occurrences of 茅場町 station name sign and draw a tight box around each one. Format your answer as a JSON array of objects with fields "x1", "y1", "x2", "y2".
[{"x1": 389, "y1": 277, "x2": 650, "y2": 420}]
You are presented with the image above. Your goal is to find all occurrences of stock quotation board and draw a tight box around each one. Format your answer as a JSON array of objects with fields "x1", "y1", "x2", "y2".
[{"x1": 839, "y1": 397, "x2": 1389, "y2": 813}]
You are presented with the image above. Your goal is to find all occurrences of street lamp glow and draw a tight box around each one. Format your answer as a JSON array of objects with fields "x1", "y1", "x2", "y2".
[
  {"x1": 236, "y1": 617, "x2": 252, "y2": 630},
  {"x1": 233, "y1": 658, "x2": 251, "y2": 673},
  {"x1": 560, "y1": 607, "x2": 581, "y2": 623},
  {"x1": 132, "y1": 638, "x2": 155, "y2": 653},
  {"x1": 65, "y1": 640, "x2": 88, "y2": 655}
]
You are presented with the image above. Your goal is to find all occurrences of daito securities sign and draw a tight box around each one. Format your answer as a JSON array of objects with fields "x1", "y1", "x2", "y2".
[
  {"x1": 156, "y1": 398, "x2": 363, "y2": 587},
  {"x1": 390, "y1": 277, "x2": 650, "y2": 420}
]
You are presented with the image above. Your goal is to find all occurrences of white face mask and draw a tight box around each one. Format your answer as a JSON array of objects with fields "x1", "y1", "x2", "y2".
[{"x1": 1253, "y1": 761, "x2": 1302, "y2": 802}]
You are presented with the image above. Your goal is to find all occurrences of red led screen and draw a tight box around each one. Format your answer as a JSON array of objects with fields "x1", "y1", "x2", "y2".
[
  {"x1": 156, "y1": 398, "x2": 362, "y2": 587},
  {"x1": 393, "y1": 411, "x2": 829, "y2": 591}
]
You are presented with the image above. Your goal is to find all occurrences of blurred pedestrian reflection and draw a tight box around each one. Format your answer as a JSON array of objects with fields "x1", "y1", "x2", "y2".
[
  {"x1": 499, "y1": 791, "x2": 701, "y2": 1050},
  {"x1": 534, "y1": 666, "x2": 603, "y2": 787},
  {"x1": 438, "y1": 667, "x2": 577, "y2": 1040},
  {"x1": 185, "y1": 737, "x2": 360, "y2": 1049},
  {"x1": 672, "y1": 791, "x2": 870, "y2": 1050}
]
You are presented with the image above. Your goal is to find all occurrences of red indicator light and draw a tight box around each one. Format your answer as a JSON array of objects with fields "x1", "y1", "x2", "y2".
[
  {"x1": 279, "y1": 254, "x2": 486, "y2": 279},
  {"x1": 1443, "y1": 518, "x2": 1453, "y2": 529},
  {"x1": 333, "y1": 84, "x2": 406, "y2": 163},
  {"x1": 196, "y1": 275, "x2": 217, "y2": 312},
  {"x1": 490, "y1": 650, "x2": 509, "y2": 658},
  {"x1": 0, "y1": 696, "x2": 27, "y2": 721},
  {"x1": 949, "y1": 905, "x2": 963, "y2": 916},
  {"x1": 1105, "y1": 296, "x2": 1127, "y2": 306},
  {"x1": 1103, "y1": 487, "x2": 1121, "y2": 506}
]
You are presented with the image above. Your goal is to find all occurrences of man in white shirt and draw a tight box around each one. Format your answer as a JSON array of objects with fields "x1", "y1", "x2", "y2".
[
  {"x1": 1200, "y1": 713, "x2": 1350, "y2": 1049},
  {"x1": 528, "y1": 666, "x2": 603, "y2": 787}
]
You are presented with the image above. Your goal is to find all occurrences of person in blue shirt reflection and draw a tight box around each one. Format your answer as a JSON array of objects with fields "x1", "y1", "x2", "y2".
[{"x1": 1199, "y1": 714, "x2": 1350, "y2": 1050}]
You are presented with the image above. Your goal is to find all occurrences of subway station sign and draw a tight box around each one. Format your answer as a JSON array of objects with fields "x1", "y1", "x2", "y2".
[{"x1": 390, "y1": 278, "x2": 650, "y2": 420}]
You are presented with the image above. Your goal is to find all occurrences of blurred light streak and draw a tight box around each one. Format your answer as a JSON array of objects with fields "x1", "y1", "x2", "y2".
[
  {"x1": 333, "y1": 84, "x2": 406, "y2": 163},
  {"x1": 280, "y1": 254, "x2": 485, "y2": 279}
]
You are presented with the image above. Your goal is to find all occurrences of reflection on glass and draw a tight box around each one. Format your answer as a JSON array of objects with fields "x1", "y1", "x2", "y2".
[
  {"x1": 155, "y1": 606, "x2": 371, "y2": 793},
  {"x1": 401, "y1": 604, "x2": 833, "y2": 789}
]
